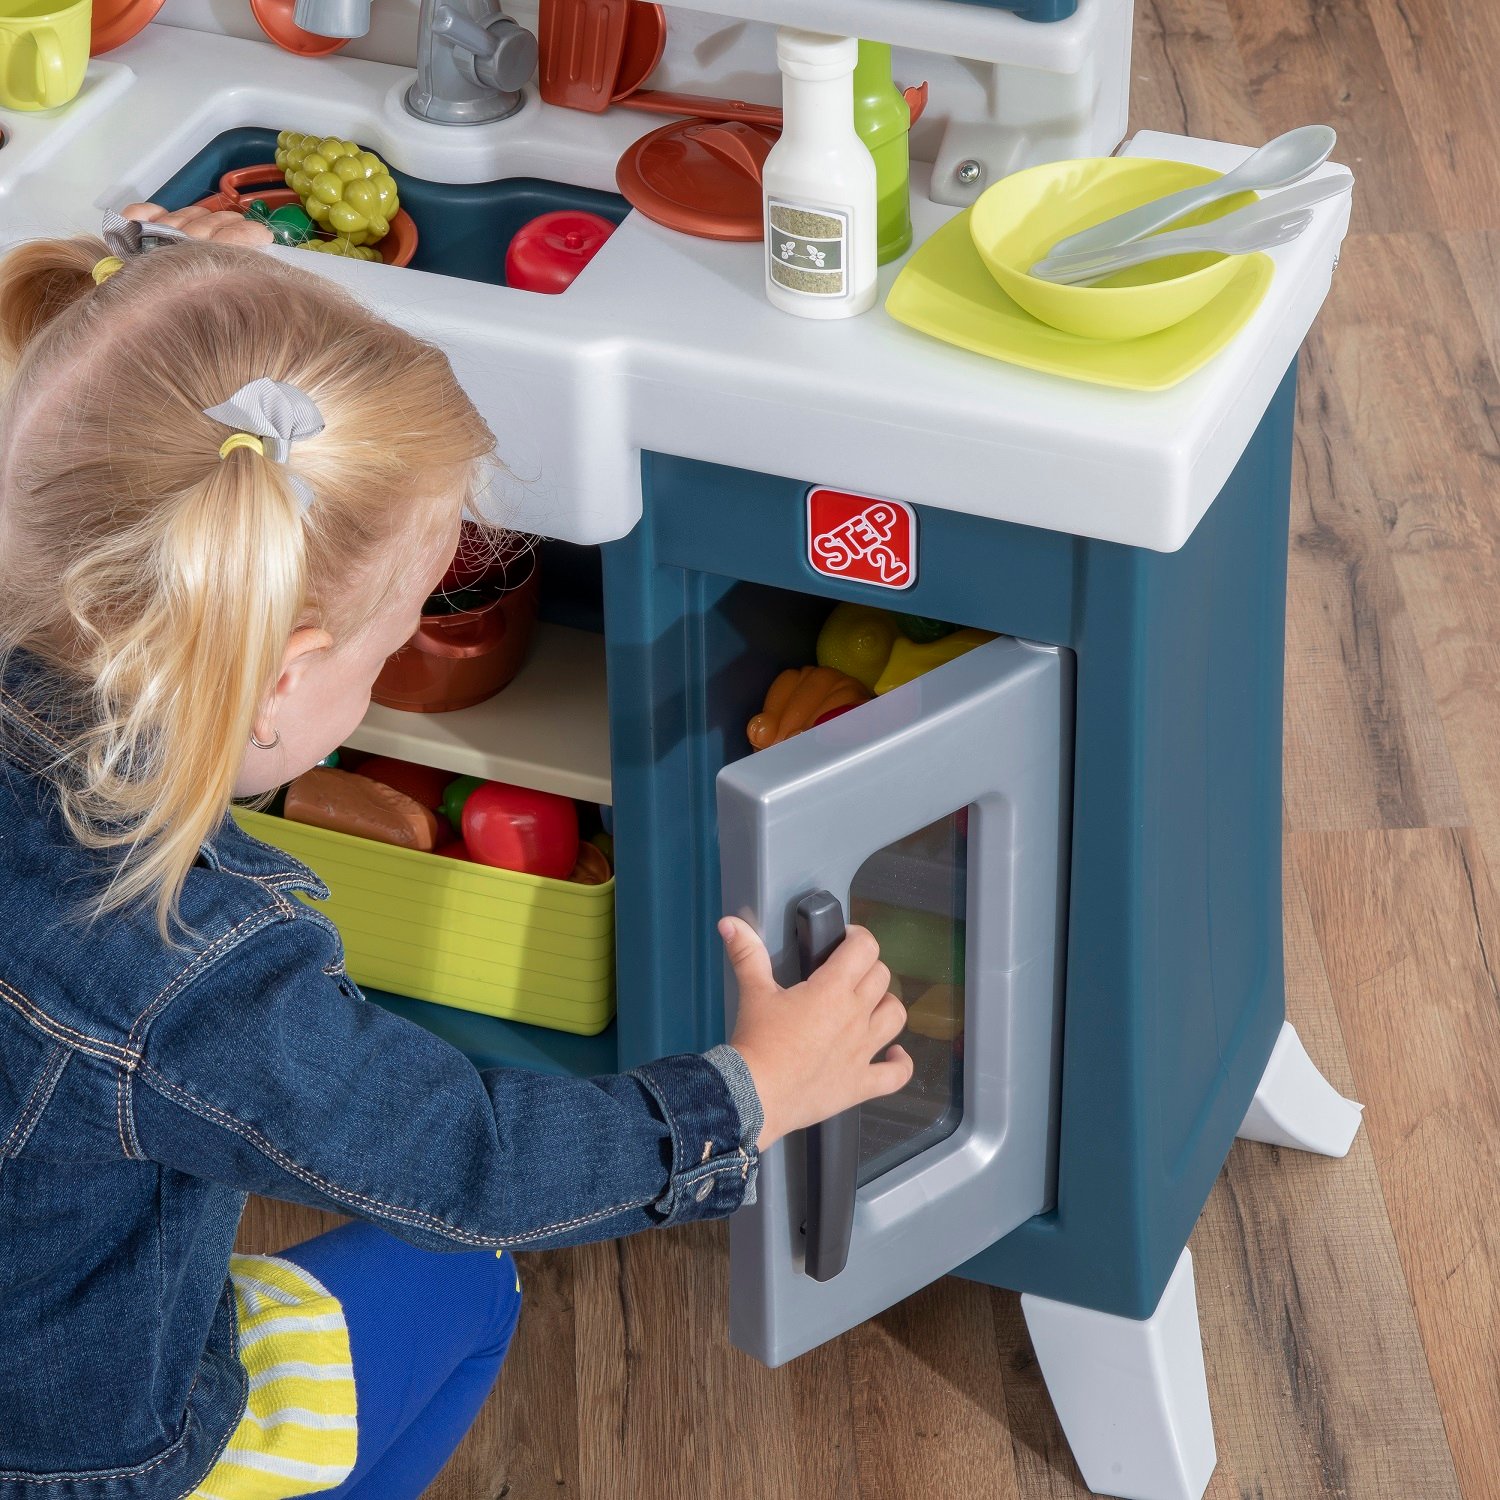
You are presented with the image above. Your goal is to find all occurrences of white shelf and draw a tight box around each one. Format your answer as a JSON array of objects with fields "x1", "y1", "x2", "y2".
[{"x1": 347, "y1": 623, "x2": 612, "y2": 805}]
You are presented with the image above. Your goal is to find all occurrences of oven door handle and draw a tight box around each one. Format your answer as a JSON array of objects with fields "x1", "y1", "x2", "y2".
[{"x1": 796, "y1": 890, "x2": 860, "y2": 1283}]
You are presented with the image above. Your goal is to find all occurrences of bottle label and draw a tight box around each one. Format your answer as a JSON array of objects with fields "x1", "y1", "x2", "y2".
[{"x1": 767, "y1": 199, "x2": 849, "y2": 297}]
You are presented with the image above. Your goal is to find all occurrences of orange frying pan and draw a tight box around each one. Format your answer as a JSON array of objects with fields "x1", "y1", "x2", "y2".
[{"x1": 539, "y1": 0, "x2": 927, "y2": 128}]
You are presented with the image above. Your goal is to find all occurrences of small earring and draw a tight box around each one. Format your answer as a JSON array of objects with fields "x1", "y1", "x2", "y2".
[{"x1": 249, "y1": 728, "x2": 281, "y2": 751}]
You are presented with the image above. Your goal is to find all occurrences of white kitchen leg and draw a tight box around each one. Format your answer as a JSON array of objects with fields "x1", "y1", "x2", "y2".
[
  {"x1": 1021, "y1": 1249, "x2": 1215, "y2": 1500},
  {"x1": 1236, "y1": 1021, "x2": 1363, "y2": 1157}
]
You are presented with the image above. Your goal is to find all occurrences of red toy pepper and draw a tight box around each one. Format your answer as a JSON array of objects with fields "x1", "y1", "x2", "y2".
[
  {"x1": 460, "y1": 781, "x2": 580, "y2": 879},
  {"x1": 505, "y1": 210, "x2": 617, "y2": 294}
]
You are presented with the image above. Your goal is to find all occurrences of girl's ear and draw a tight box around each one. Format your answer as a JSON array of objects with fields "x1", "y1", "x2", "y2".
[{"x1": 257, "y1": 626, "x2": 333, "y2": 737}]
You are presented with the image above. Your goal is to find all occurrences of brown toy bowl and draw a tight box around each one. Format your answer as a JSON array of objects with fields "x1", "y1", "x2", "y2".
[
  {"x1": 372, "y1": 550, "x2": 540, "y2": 714},
  {"x1": 194, "y1": 165, "x2": 418, "y2": 267}
]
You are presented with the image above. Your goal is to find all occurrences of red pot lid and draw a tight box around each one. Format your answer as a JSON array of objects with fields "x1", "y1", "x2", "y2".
[{"x1": 615, "y1": 119, "x2": 777, "y2": 242}]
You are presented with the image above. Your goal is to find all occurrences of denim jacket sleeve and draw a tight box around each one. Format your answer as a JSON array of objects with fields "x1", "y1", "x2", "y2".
[{"x1": 128, "y1": 910, "x2": 760, "y2": 1251}]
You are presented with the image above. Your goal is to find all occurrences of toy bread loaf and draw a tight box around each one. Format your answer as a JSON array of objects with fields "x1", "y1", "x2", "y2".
[
  {"x1": 747, "y1": 665, "x2": 870, "y2": 750},
  {"x1": 284, "y1": 767, "x2": 443, "y2": 852}
]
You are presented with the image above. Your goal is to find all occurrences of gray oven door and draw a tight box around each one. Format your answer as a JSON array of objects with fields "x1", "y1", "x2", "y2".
[{"x1": 716, "y1": 635, "x2": 1072, "y2": 1367}]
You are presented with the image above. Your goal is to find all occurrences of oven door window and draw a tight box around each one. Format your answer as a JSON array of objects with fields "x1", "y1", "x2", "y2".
[{"x1": 850, "y1": 811, "x2": 968, "y2": 1186}]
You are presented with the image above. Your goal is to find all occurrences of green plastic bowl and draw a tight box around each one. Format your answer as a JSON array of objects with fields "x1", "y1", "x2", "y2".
[{"x1": 969, "y1": 157, "x2": 1258, "y2": 341}]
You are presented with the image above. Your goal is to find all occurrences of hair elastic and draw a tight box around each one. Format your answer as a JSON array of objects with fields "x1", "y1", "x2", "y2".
[
  {"x1": 218, "y1": 433, "x2": 266, "y2": 461},
  {"x1": 93, "y1": 209, "x2": 189, "y2": 289},
  {"x1": 202, "y1": 378, "x2": 325, "y2": 512}
]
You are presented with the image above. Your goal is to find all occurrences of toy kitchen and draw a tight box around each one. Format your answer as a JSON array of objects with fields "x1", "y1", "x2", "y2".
[{"x1": 0, "y1": 0, "x2": 1369, "y2": 1494}]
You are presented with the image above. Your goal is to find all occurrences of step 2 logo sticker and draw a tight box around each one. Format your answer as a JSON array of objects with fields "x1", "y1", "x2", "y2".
[{"x1": 806, "y1": 488, "x2": 917, "y2": 590}]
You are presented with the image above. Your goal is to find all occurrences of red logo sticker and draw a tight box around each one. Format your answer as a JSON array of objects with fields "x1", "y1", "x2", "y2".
[{"x1": 806, "y1": 488, "x2": 917, "y2": 591}]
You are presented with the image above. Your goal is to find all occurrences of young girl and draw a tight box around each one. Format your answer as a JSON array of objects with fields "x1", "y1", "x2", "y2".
[{"x1": 0, "y1": 207, "x2": 911, "y2": 1500}]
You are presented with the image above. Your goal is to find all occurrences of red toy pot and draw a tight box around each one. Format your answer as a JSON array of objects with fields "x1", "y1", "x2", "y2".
[{"x1": 371, "y1": 549, "x2": 540, "y2": 713}]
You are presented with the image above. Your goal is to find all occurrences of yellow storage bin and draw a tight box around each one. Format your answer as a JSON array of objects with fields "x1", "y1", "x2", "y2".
[{"x1": 233, "y1": 808, "x2": 615, "y2": 1035}]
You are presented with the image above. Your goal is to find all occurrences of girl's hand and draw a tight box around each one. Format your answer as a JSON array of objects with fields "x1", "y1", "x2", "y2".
[
  {"x1": 721, "y1": 917, "x2": 913, "y2": 1151},
  {"x1": 120, "y1": 202, "x2": 275, "y2": 249}
]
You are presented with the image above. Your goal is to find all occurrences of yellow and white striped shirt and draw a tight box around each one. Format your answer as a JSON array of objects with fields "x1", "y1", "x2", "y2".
[{"x1": 190, "y1": 1253, "x2": 358, "y2": 1500}]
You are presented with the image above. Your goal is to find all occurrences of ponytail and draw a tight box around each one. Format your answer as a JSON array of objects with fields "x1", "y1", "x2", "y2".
[
  {"x1": 0, "y1": 236, "x2": 104, "y2": 375},
  {"x1": 58, "y1": 452, "x2": 310, "y2": 933}
]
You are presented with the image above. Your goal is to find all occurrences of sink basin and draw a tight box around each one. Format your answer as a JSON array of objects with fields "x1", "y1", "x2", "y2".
[{"x1": 152, "y1": 127, "x2": 629, "y2": 288}]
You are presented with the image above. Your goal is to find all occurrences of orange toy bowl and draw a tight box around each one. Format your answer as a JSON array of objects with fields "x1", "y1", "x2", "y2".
[{"x1": 194, "y1": 165, "x2": 418, "y2": 268}]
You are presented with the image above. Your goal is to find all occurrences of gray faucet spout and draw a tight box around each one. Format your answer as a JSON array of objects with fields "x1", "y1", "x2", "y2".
[{"x1": 405, "y1": 0, "x2": 538, "y2": 125}]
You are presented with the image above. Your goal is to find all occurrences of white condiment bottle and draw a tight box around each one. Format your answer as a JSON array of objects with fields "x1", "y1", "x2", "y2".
[{"x1": 762, "y1": 29, "x2": 878, "y2": 319}]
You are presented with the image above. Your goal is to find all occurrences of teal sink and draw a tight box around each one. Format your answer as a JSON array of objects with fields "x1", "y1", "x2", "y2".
[{"x1": 152, "y1": 127, "x2": 630, "y2": 288}]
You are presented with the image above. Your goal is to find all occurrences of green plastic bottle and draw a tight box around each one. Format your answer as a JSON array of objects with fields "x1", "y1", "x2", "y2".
[{"x1": 852, "y1": 40, "x2": 912, "y2": 265}]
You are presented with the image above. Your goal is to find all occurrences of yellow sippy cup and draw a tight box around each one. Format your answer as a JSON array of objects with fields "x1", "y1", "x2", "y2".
[{"x1": 0, "y1": 0, "x2": 91, "y2": 112}]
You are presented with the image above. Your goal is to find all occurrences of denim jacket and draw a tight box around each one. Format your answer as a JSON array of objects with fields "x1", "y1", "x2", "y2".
[{"x1": 0, "y1": 661, "x2": 761, "y2": 1499}]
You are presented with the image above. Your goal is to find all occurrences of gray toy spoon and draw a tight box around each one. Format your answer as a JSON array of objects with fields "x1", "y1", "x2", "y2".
[
  {"x1": 1032, "y1": 209, "x2": 1308, "y2": 287},
  {"x1": 1043, "y1": 124, "x2": 1337, "y2": 261},
  {"x1": 1031, "y1": 173, "x2": 1351, "y2": 284}
]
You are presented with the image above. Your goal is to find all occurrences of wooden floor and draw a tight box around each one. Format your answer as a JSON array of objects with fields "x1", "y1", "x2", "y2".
[{"x1": 239, "y1": 0, "x2": 1500, "y2": 1493}]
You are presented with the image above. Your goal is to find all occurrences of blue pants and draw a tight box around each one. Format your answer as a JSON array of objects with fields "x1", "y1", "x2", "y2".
[{"x1": 279, "y1": 1221, "x2": 522, "y2": 1499}]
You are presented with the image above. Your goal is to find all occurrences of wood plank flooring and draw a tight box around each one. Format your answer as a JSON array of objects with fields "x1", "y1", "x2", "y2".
[{"x1": 238, "y1": 0, "x2": 1500, "y2": 1492}]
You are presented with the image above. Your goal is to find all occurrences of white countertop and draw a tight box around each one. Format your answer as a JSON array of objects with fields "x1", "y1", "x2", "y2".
[{"x1": 0, "y1": 26, "x2": 1351, "y2": 551}]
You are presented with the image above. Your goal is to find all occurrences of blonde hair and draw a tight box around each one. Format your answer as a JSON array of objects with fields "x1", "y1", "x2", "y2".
[{"x1": 0, "y1": 233, "x2": 494, "y2": 934}]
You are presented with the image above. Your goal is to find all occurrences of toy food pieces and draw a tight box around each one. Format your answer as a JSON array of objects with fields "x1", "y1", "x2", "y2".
[
  {"x1": 247, "y1": 198, "x2": 317, "y2": 247},
  {"x1": 817, "y1": 602, "x2": 994, "y2": 697},
  {"x1": 275, "y1": 132, "x2": 400, "y2": 248},
  {"x1": 440, "y1": 774, "x2": 485, "y2": 833},
  {"x1": 460, "y1": 781, "x2": 580, "y2": 879},
  {"x1": 569, "y1": 842, "x2": 613, "y2": 885},
  {"x1": 905, "y1": 982, "x2": 964, "y2": 1042},
  {"x1": 894, "y1": 613, "x2": 956, "y2": 644},
  {"x1": 353, "y1": 756, "x2": 451, "y2": 811},
  {"x1": 816, "y1": 602, "x2": 900, "y2": 690},
  {"x1": 748, "y1": 665, "x2": 870, "y2": 750},
  {"x1": 855, "y1": 900, "x2": 964, "y2": 987},
  {"x1": 284, "y1": 767, "x2": 443, "y2": 851},
  {"x1": 506, "y1": 210, "x2": 618, "y2": 293},
  {"x1": 874, "y1": 628, "x2": 998, "y2": 694}
]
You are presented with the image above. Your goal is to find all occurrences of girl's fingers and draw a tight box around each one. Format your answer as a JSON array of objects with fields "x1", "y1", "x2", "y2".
[
  {"x1": 214, "y1": 221, "x2": 276, "y2": 247},
  {"x1": 118, "y1": 204, "x2": 273, "y2": 249},
  {"x1": 868, "y1": 992, "x2": 907, "y2": 1047},
  {"x1": 854, "y1": 960, "x2": 892, "y2": 1005},
  {"x1": 155, "y1": 205, "x2": 212, "y2": 230},
  {"x1": 198, "y1": 211, "x2": 254, "y2": 239},
  {"x1": 865, "y1": 1045, "x2": 915, "y2": 1098},
  {"x1": 719, "y1": 917, "x2": 776, "y2": 995},
  {"x1": 823, "y1": 924, "x2": 879, "y2": 985}
]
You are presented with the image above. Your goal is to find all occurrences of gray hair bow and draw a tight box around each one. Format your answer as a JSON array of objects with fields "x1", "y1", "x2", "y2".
[
  {"x1": 100, "y1": 208, "x2": 189, "y2": 258},
  {"x1": 202, "y1": 377, "x2": 325, "y2": 512}
]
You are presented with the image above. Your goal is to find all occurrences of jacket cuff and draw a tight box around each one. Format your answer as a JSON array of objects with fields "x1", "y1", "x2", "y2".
[
  {"x1": 703, "y1": 1044, "x2": 764, "y2": 1159},
  {"x1": 630, "y1": 1052, "x2": 760, "y2": 1223}
]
